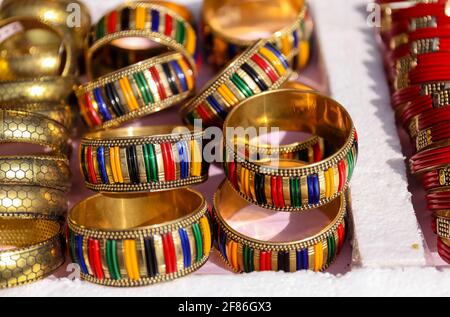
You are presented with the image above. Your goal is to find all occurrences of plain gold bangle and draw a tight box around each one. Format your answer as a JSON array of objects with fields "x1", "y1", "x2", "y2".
[{"x1": 0, "y1": 218, "x2": 64, "y2": 288}]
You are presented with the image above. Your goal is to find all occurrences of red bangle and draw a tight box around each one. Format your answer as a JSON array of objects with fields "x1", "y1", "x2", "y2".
[
  {"x1": 426, "y1": 189, "x2": 450, "y2": 211},
  {"x1": 410, "y1": 145, "x2": 450, "y2": 173},
  {"x1": 423, "y1": 168, "x2": 449, "y2": 191},
  {"x1": 416, "y1": 121, "x2": 450, "y2": 152},
  {"x1": 396, "y1": 94, "x2": 432, "y2": 127},
  {"x1": 413, "y1": 107, "x2": 450, "y2": 137}
]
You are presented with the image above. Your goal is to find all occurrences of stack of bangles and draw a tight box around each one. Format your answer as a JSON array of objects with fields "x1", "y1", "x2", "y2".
[
  {"x1": 375, "y1": 0, "x2": 450, "y2": 263},
  {"x1": 0, "y1": 0, "x2": 90, "y2": 288},
  {"x1": 210, "y1": 89, "x2": 357, "y2": 272}
]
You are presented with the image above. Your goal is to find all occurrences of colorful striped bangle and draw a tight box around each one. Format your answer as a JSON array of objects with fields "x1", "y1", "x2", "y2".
[
  {"x1": 79, "y1": 125, "x2": 208, "y2": 193},
  {"x1": 0, "y1": 185, "x2": 66, "y2": 220},
  {"x1": 181, "y1": 40, "x2": 291, "y2": 128},
  {"x1": 0, "y1": 218, "x2": 64, "y2": 288},
  {"x1": 212, "y1": 181, "x2": 347, "y2": 273},
  {"x1": 202, "y1": 0, "x2": 312, "y2": 69},
  {"x1": 76, "y1": 52, "x2": 195, "y2": 130},
  {"x1": 0, "y1": 109, "x2": 69, "y2": 156},
  {"x1": 86, "y1": 1, "x2": 197, "y2": 78},
  {"x1": 0, "y1": 155, "x2": 70, "y2": 192},
  {"x1": 223, "y1": 89, "x2": 358, "y2": 212},
  {"x1": 68, "y1": 188, "x2": 211, "y2": 287}
]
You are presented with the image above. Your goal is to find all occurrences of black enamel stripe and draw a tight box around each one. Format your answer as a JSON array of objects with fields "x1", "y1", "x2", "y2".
[
  {"x1": 144, "y1": 237, "x2": 158, "y2": 277},
  {"x1": 126, "y1": 145, "x2": 140, "y2": 184},
  {"x1": 121, "y1": 7, "x2": 130, "y2": 30},
  {"x1": 162, "y1": 62, "x2": 180, "y2": 95},
  {"x1": 105, "y1": 83, "x2": 126, "y2": 117},
  {"x1": 277, "y1": 251, "x2": 290, "y2": 272},
  {"x1": 241, "y1": 62, "x2": 269, "y2": 91}
]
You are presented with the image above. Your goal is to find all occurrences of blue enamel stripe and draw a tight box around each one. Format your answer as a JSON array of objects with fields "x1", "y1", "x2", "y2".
[
  {"x1": 264, "y1": 42, "x2": 289, "y2": 69},
  {"x1": 178, "y1": 228, "x2": 191, "y2": 268},
  {"x1": 293, "y1": 30, "x2": 299, "y2": 48},
  {"x1": 206, "y1": 95, "x2": 227, "y2": 119},
  {"x1": 76, "y1": 235, "x2": 88, "y2": 274},
  {"x1": 219, "y1": 229, "x2": 228, "y2": 261},
  {"x1": 96, "y1": 146, "x2": 109, "y2": 184},
  {"x1": 170, "y1": 60, "x2": 188, "y2": 92},
  {"x1": 228, "y1": 44, "x2": 238, "y2": 59},
  {"x1": 93, "y1": 88, "x2": 112, "y2": 121},
  {"x1": 296, "y1": 249, "x2": 308, "y2": 270},
  {"x1": 177, "y1": 141, "x2": 189, "y2": 179},
  {"x1": 307, "y1": 174, "x2": 320, "y2": 205},
  {"x1": 151, "y1": 9, "x2": 159, "y2": 32}
]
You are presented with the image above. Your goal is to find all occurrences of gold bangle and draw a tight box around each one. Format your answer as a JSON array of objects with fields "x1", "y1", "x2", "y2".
[
  {"x1": 180, "y1": 40, "x2": 291, "y2": 128},
  {"x1": 0, "y1": 109, "x2": 69, "y2": 156},
  {"x1": 0, "y1": 102, "x2": 74, "y2": 131},
  {"x1": 86, "y1": 1, "x2": 197, "y2": 79},
  {"x1": 79, "y1": 125, "x2": 208, "y2": 193},
  {"x1": 0, "y1": 76, "x2": 76, "y2": 104},
  {"x1": 0, "y1": 0, "x2": 91, "y2": 51},
  {"x1": 68, "y1": 188, "x2": 211, "y2": 287},
  {"x1": 223, "y1": 89, "x2": 358, "y2": 212},
  {"x1": 0, "y1": 185, "x2": 66, "y2": 220},
  {"x1": 202, "y1": 0, "x2": 310, "y2": 69},
  {"x1": 0, "y1": 155, "x2": 70, "y2": 192},
  {"x1": 213, "y1": 181, "x2": 347, "y2": 273},
  {"x1": 76, "y1": 52, "x2": 195, "y2": 130},
  {"x1": 0, "y1": 218, "x2": 64, "y2": 288},
  {"x1": 0, "y1": 17, "x2": 77, "y2": 79},
  {"x1": 436, "y1": 210, "x2": 450, "y2": 240}
]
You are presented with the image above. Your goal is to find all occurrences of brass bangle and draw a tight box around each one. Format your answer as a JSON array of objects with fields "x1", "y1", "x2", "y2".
[
  {"x1": 180, "y1": 40, "x2": 291, "y2": 128},
  {"x1": 223, "y1": 89, "x2": 358, "y2": 212},
  {"x1": 213, "y1": 181, "x2": 347, "y2": 273},
  {"x1": 436, "y1": 210, "x2": 450, "y2": 240},
  {"x1": 0, "y1": 76, "x2": 76, "y2": 104},
  {"x1": 0, "y1": 185, "x2": 66, "y2": 220},
  {"x1": 86, "y1": 1, "x2": 197, "y2": 79},
  {"x1": 0, "y1": 17, "x2": 77, "y2": 79},
  {"x1": 0, "y1": 102, "x2": 74, "y2": 131},
  {"x1": 0, "y1": 155, "x2": 70, "y2": 192},
  {"x1": 0, "y1": 109, "x2": 69, "y2": 156},
  {"x1": 79, "y1": 125, "x2": 208, "y2": 193},
  {"x1": 68, "y1": 188, "x2": 211, "y2": 287},
  {"x1": 0, "y1": 0, "x2": 91, "y2": 51},
  {"x1": 76, "y1": 52, "x2": 195, "y2": 130},
  {"x1": 202, "y1": 0, "x2": 310, "y2": 69},
  {"x1": 0, "y1": 218, "x2": 64, "y2": 288}
]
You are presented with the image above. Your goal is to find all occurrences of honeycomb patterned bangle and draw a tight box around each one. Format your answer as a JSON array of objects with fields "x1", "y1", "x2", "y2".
[
  {"x1": 436, "y1": 210, "x2": 450, "y2": 240},
  {"x1": 0, "y1": 76, "x2": 77, "y2": 104},
  {"x1": 0, "y1": 16, "x2": 77, "y2": 79},
  {"x1": 212, "y1": 181, "x2": 347, "y2": 273},
  {"x1": 0, "y1": 155, "x2": 70, "y2": 192},
  {"x1": 0, "y1": 109, "x2": 69, "y2": 156},
  {"x1": 223, "y1": 89, "x2": 358, "y2": 212},
  {"x1": 68, "y1": 188, "x2": 211, "y2": 287},
  {"x1": 79, "y1": 125, "x2": 208, "y2": 193},
  {"x1": 202, "y1": 0, "x2": 312, "y2": 69},
  {"x1": 0, "y1": 185, "x2": 66, "y2": 220},
  {"x1": 180, "y1": 40, "x2": 291, "y2": 128},
  {"x1": 0, "y1": 0, "x2": 91, "y2": 51},
  {"x1": 0, "y1": 218, "x2": 64, "y2": 288},
  {"x1": 76, "y1": 52, "x2": 195, "y2": 130},
  {"x1": 86, "y1": 1, "x2": 197, "y2": 79}
]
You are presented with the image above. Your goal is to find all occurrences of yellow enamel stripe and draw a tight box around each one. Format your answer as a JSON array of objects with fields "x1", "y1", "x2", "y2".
[
  {"x1": 258, "y1": 47, "x2": 286, "y2": 76},
  {"x1": 92, "y1": 148, "x2": 101, "y2": 183},
  {"x1": 109, "y1": 147, "x2": 119, "y2": 183},
  {"x1": 249, "y1": 170, "x2": 257, "y2": 202},
  {"x1": 114, "y1": 146, "x2": 124, "y2": 183},
  {"x1": 186, "y1": 27, "x2": 196, "y2": 55},
  {"x1": 123, "y1": 239, "x2": 140, "y2": 280},
  {"x1": 244, "y1": 168, "x2": 251, "y2": 198},
  {"x1": 299, "y1": 40, "x2": 310, "y2": 69},
  {"x1": 217, "y1": 84, "x2": 238, "y2": 107},
  {"x1": 314, "y1": 242, "x2": 323, "y2": 272},
  {"x1": 119, "y1": 77, "x2": 139, "y2": 111},
  {"x1": 199, "y1": 217, "x2": 211, "y2": 256},
  {"x1": 237, "y1": 244, "x2": 244, "y2": 272},
  {"x1": 326, "y1": 168, "x2": 335, "y2": 198},
  {"x1": 177, "y1": 58, "x2": 194, "y2": 90},
  {"x1": 135, "y1": 6, "x2": 146, "y2": 30},
  {"x1": 239, "y1": 166, "x2": 246, "y2": 196},
  {"x1": 190, "y1": 139, "x2": 202, "y2": 176},
  {"x1": 281, "y1": 34, "x2": 292, "y2": 59},
  {"x1": 227, "y1": 241, "x2": 239, "y2": 270}
]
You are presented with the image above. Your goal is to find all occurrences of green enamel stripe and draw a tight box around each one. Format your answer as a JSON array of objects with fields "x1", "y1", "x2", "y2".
[
  {"x1": 231, "y1": 74, "x2": 253, "y2": 98},
  {"x1": 69, "y1": 231, "x2": 78, "y2": 264},
  {"x1": 347, "y1": 150, "x2": 354, "y2": 181},
  {"x1": 133, "y1": 72, "x2": 151, "y2": 105},
  {"x1": 186, "y1": 112, "x2": 196, "y2": 125},
  {"x1": 243, "y1": 246, "x2": 248, "y2": 272},
  {"x1": 327, "y1": 235, "x2": 335, "y2": 265},
  {"x1": 176, "y1": 20, "x2": 186, "y2": 44},
  {"x1": 192, "y1": 223, "x2": 203, "y2": 262},
  {"x1": 290, "y1": 177, "x2": 301, "y2": 208},
  {"x1": 248, "y1": 248, "x2": 254, "y2": 272},
  {"x1": 96, "y1": 17, "x2": 106, "y2": 40},
  {"x1": 137, "y1": 71, "x2": 154, "y2": 104},
  {"x1": 106, "y1": 240, "x2": 121, "y2": 280},
  {"x1": 143, "y1": 143, "x2": 158, "y2": 182}
]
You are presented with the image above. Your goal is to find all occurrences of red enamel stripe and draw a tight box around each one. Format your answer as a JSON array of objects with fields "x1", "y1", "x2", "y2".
[
  {"x1": 196, "y1": 102, "x2": 215, "y2": 123},
  {"x1": 162, "y1": 233, "x2": 177, "y2": 274},
  {"x1": 260, "y1": 251, "x2": 272, "y2": 271},
  {"x1": 149, "y1": 66, "x2": 167, "y2": 100},
  {"x1": 107, "y1": 11, "x2": 118, "y2": 33},
  {"x1": 337, "y1": 224, "x2": 345, "y2": 253},
  {"x1": 228, "y1": 162, "x2": 238, "y2": 189},
  {"x1": 313, "y1": 142, "x2": 322, "y2": 162},
  {"x1": 251, "y1": 54, "x2": 279, "y2": 83},
  {"x1": 338, "y1": 161, "x2": 346, "y2": 192},
  {"x1": 84, "y1": 93, "x2": 102, "y2": 127},
  {"x1": 423, "y1": 170, "x2": 440, "y2": 190},
  {"x1": 276, "y1": 176, "x2": 285, "y2": 208},
  {"x1": 88, "y1": 238, "x2": 104, "y2": 279},
  {"x1": 86, "y1": 146, "x2": 98, "y2": 184},
  {"x1": 164, "y1": 14, "x2": 173, "y2": 36},
  {"x1": 271, "y1": 176, "x2": 279, "y2": 208},
  {"x1": 161, "y1": 143, "x2": 176, "y2": 181}
]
